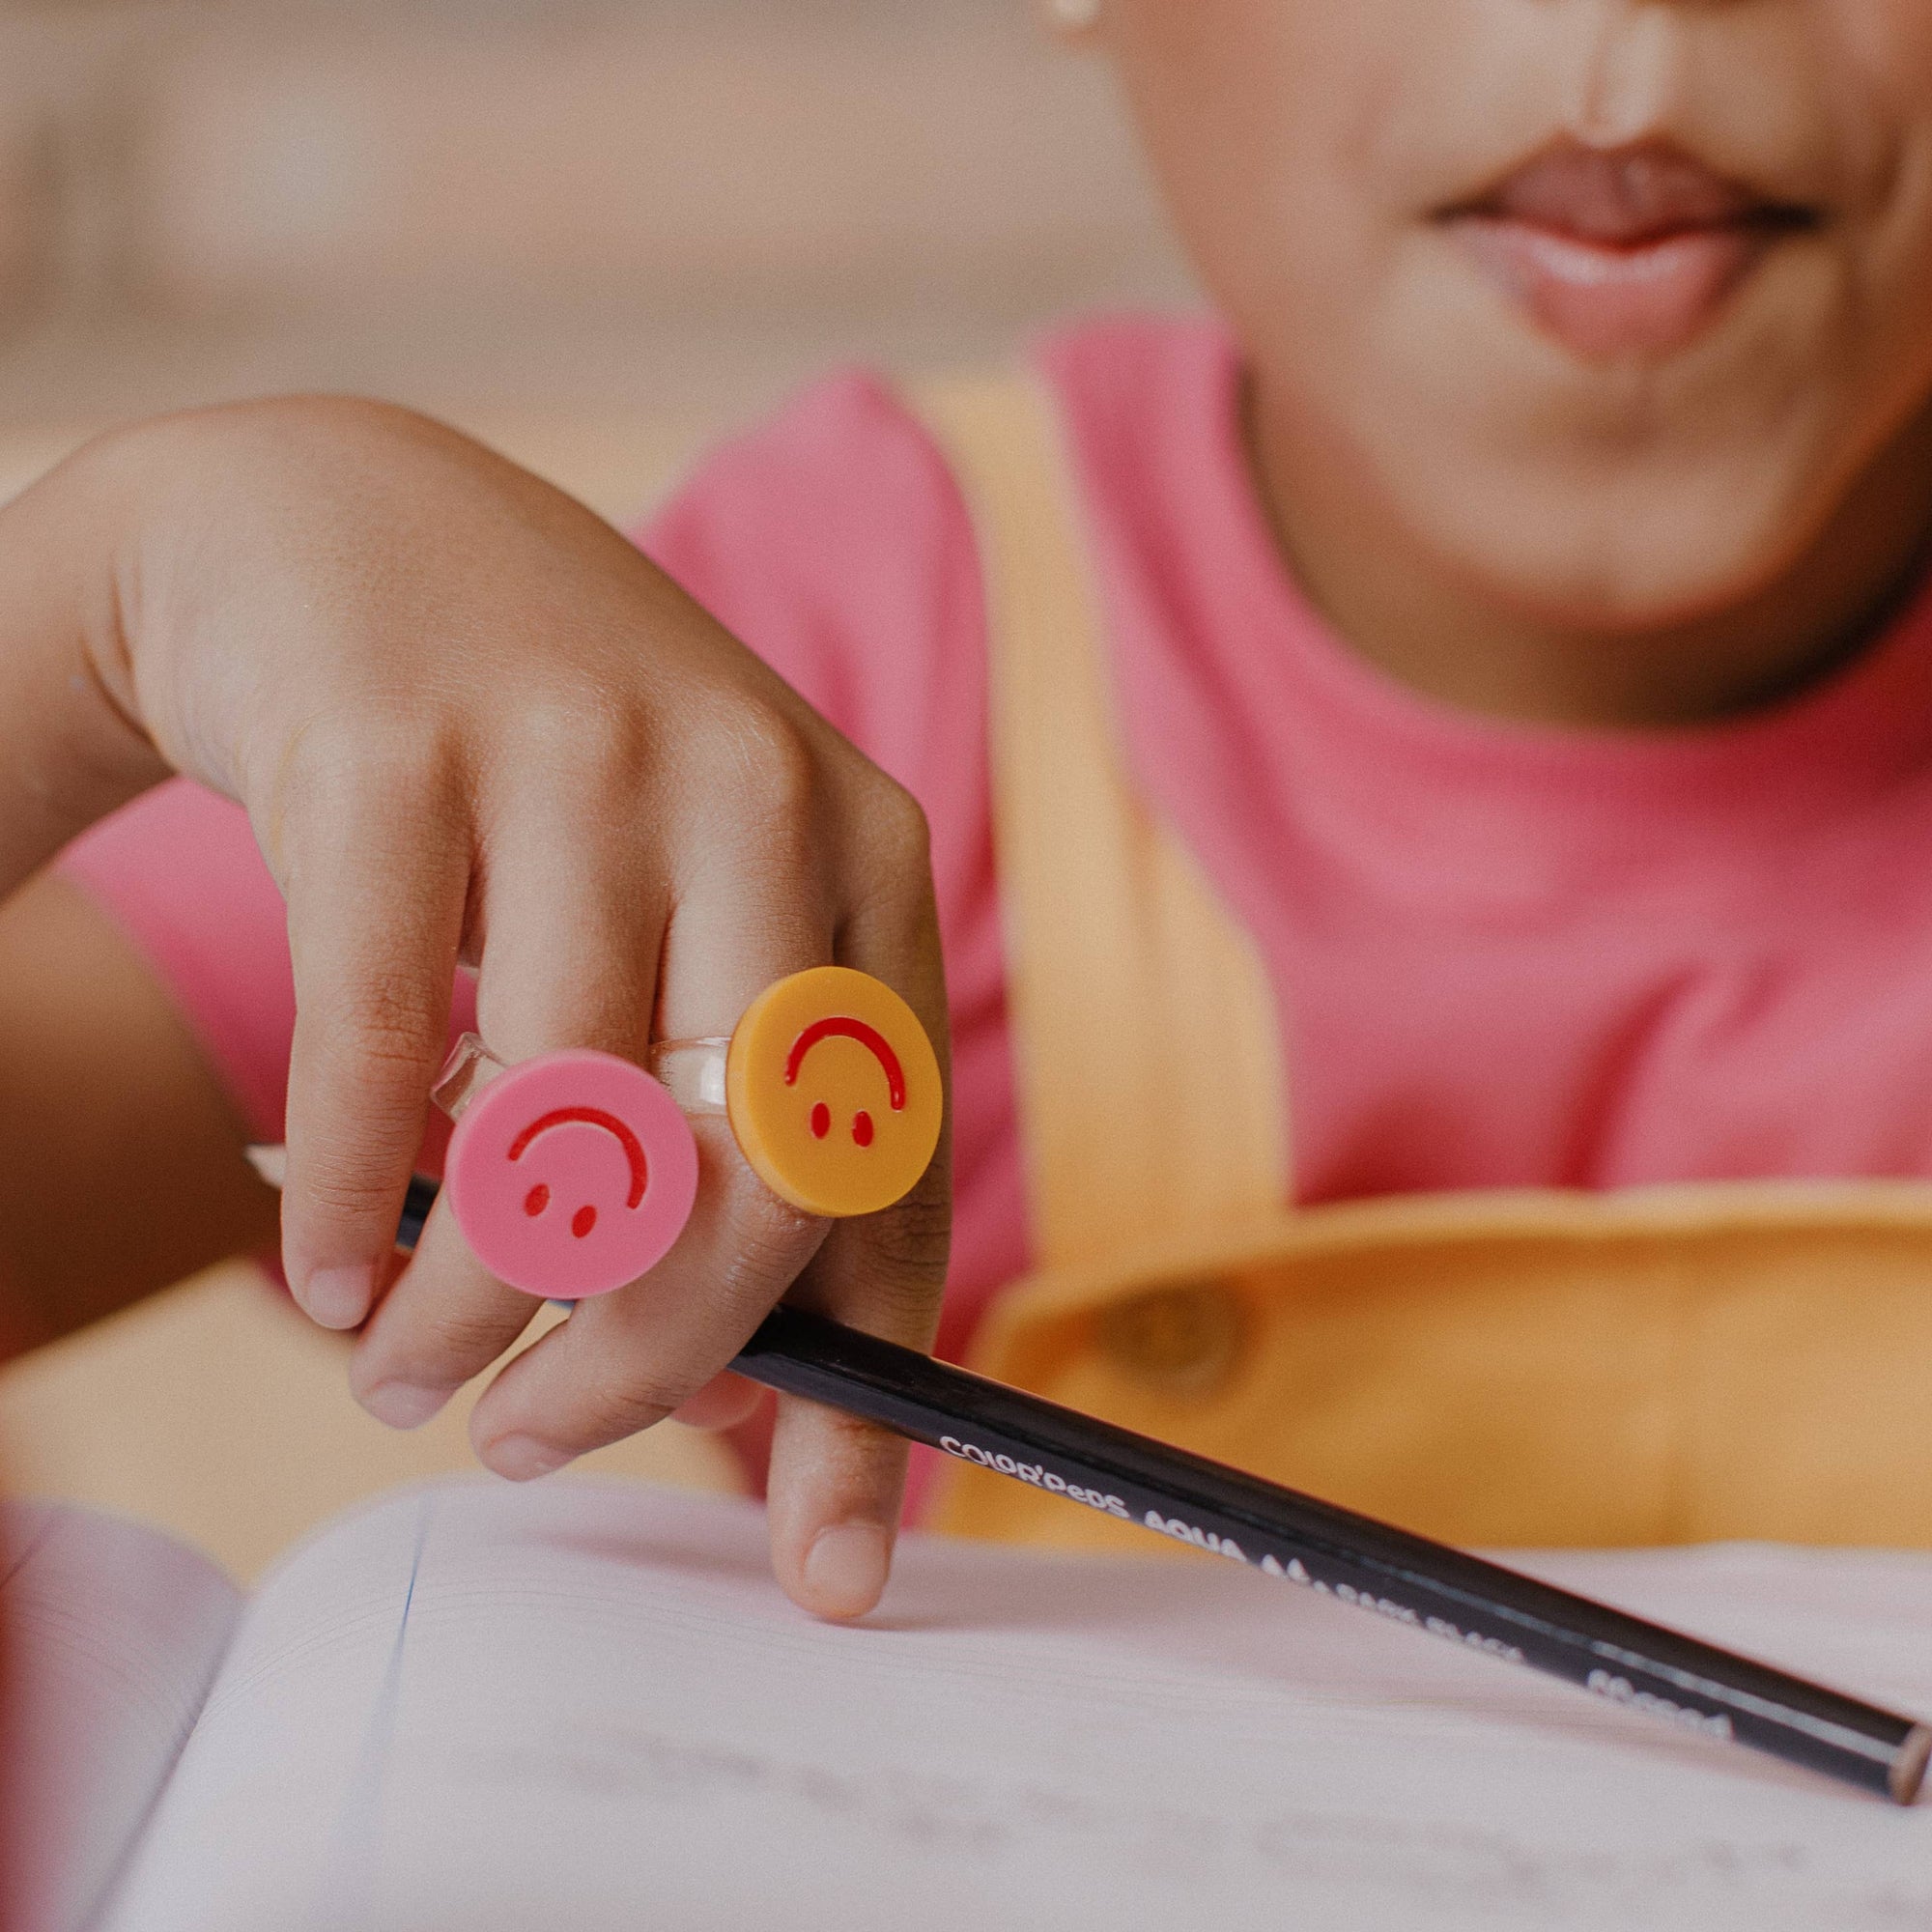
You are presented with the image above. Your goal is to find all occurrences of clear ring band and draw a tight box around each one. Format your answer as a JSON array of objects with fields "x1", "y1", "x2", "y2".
[
  {"x1": 432, "y1": 1032, "x2": 730, "y2": 1124},
  {"x1": 643, "y1": 1037, "x2": 730, "y2": 1116}
]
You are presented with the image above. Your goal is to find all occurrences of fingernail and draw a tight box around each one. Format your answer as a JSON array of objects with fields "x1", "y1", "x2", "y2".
[
  {"x1": 301, "y1": 1264, "x2": 375, "y2": 1330},
  {"x1": 486, "y1": 1435, "x2": 572, "y2": 1482},
  {"x1": 360, "y1": 1381, "x2": 451, "y2": 1431},
  {"x1": 804, "y1": 1522, "x2": 890, "y2": 1619}
]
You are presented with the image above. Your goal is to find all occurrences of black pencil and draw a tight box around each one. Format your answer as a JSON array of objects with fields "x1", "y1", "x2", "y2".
[
  {"x1": 735, "y1": 1304, "x2": 1930, "y2": 1804},
  {"x1": 268, "y1": 1151, "x2": 1931, "y2": 1804}
]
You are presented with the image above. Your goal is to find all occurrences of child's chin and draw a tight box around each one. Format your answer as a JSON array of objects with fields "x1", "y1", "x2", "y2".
[
  {"x1": 1265, "y1": 242, "x2": 1895, "y2": 631},
  {"x1": 1376, "y1": 435, "x2": 1831, "y2": 635}
]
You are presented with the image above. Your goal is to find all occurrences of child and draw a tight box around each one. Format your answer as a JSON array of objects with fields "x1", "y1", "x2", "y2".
[{"x1": 9, "y1": 0, "x2": 1932, "y2": 1612}]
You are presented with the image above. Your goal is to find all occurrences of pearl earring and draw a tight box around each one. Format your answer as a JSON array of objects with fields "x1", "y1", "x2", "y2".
[{"x1": 1046, "y1": 0, "x2": 1101, "y2": 31}]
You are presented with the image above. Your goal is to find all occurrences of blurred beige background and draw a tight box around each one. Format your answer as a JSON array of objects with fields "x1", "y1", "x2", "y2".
[
  {"x1": 0, "y1": 0, "x2": 1192, "y2": 1578},
  {"x1": 0, "y1": 0, "x2": 1191, "y2": 508}
]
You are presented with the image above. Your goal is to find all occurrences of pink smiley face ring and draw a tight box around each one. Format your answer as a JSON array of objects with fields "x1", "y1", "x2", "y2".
[{"x1": 443, "y1": 1048, "x2": 699, "y2": 1299}]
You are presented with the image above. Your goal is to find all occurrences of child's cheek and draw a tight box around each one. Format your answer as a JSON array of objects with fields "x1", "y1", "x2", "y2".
[{"x1": 1105, "y1": 0, "x2": 1932, "y2": 624}]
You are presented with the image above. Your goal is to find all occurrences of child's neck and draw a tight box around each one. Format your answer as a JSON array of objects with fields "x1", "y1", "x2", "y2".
[{"x1": 1247, "y1": 387, "x2": 1932, "y2": 733}]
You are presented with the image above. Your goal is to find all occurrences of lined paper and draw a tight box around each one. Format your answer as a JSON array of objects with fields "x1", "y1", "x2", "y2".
[
  {"x1": 73, "y1": 1479, "x2": 1932, "y2": 1932},
  {"x1": 2, "y1": 1504, "x2": 239, "y2": 1932}
]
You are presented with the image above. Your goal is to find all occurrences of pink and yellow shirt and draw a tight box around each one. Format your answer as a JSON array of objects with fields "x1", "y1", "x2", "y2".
[{"x1": 60, "y1": 317, "x2": 1932, "y2": 1360}]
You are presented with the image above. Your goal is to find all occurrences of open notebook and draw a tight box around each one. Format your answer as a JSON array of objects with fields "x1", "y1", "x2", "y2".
[{"x1": 12, "y1": 1479, "x2": 1932, "y2": 1932}]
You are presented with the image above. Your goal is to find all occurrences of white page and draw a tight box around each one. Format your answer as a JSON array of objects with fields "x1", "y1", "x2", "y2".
[
  {"x1": 99, "y1": 1478, "x2": 1932, "y2": 1932},
  {"x1": 1, "y1": 1502, "x2": 240, "y2": 1932}
]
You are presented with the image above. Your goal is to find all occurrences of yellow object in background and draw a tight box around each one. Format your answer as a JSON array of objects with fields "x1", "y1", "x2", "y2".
[
  {"x1": 916, "y1": 374, "x2": 1932, "y2": 1556},
  {"x1": 0, "y1": 1264, "x2": 741, "y2": 1582},
  {"x1": 726, "y1": 966, "x2": 944, "y2": 1218}
]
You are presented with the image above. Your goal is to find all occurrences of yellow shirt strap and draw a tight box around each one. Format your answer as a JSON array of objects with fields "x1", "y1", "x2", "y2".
[{"x1": 908, "y1": 375, "x2": 1289, "y2": 1273}]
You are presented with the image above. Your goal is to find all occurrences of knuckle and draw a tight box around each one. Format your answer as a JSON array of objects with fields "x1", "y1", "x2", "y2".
[
  {"x1": 865, "y1": 1267, "x2": 948, "y2": 1341},
  {"x1": 418, "y1": 1303, "x2": 524, "y2": 1369},
  {"x1": 294, "y1": 1135, "x2": 416, "y2": 1223},
  {"x1": 297, "y1": 1165, "x2": 403, "y2": 1226},
  {"x1": 718, "y1": 1173, "x2": 824, "y2": 1303},
  {"x1": 509, "y1": 687, "x2": 649, "y2": 786},
  {"x1": 574, "y1": 1375, "x2": 682, "y2": 1445},
  {"x1": 847, "y1": 1217, "x2": 952, "y2": 1339},
  {"x1": 266, "y1": 711, "x2": 463, "y2": 895},
  {"x1": 312, "y1": 969, "x2": 445, "y2": 1085},
  {"x1": 867, "y1": 1190, "x2": 952, "y2": 1288},
  {"x1": 276, "y1": 707, "x2": 437, "y2": 824},
  {"x1": 720, "y1": 702, "x2": 821, "y2": 827},
  {"x1": 839, "y1": 773, "x2": 938, "y2": 945},
  {"x1": 863, "y1": 777, "x2": 932, "y2": 870}
]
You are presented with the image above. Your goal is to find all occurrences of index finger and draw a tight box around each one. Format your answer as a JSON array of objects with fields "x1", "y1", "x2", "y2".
[{"x1": 274, "y1": 747, "x2": 469, "y2": 1328}]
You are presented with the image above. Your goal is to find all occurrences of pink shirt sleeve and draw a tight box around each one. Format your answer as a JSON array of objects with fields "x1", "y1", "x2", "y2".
[{"x1": 59, "y1": 780, "x2": 299, "y2": 1145}]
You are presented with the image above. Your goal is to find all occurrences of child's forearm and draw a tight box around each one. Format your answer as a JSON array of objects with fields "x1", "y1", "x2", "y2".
[
  {"x1": 0, "y1": 872, "x2": 282, "y2": 1352},
  {"x1": 0, "y1": 433, "x2": 172, "y2": 903}
]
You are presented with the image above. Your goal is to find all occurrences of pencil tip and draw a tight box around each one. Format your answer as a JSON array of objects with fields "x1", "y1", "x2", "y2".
[
  {"x1": 244, "y1": 1142, "x2": 288, "y2": 1189},
  {"x1": 1889, "y1": 1725, "x2": 1931, "y2": 1805}
]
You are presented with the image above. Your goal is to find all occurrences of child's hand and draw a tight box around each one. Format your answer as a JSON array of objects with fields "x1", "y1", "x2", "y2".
[{"x1": 0, "y1": 398, "x2": 949, "y2": 1618}]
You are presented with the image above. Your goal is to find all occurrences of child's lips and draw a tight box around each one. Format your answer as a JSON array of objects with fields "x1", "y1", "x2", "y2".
[
  {"x1": 1438, "y1": 138, "x2": 1814, "y2": 361},
  {"x1": 1448, "y1": 214, "x2": 1774, "y2": 361}
]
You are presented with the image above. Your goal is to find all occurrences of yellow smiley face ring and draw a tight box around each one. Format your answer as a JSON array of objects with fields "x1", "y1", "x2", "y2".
[{"x1": 724, "y1": 967, "x2": 945, "y2": 1218}]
